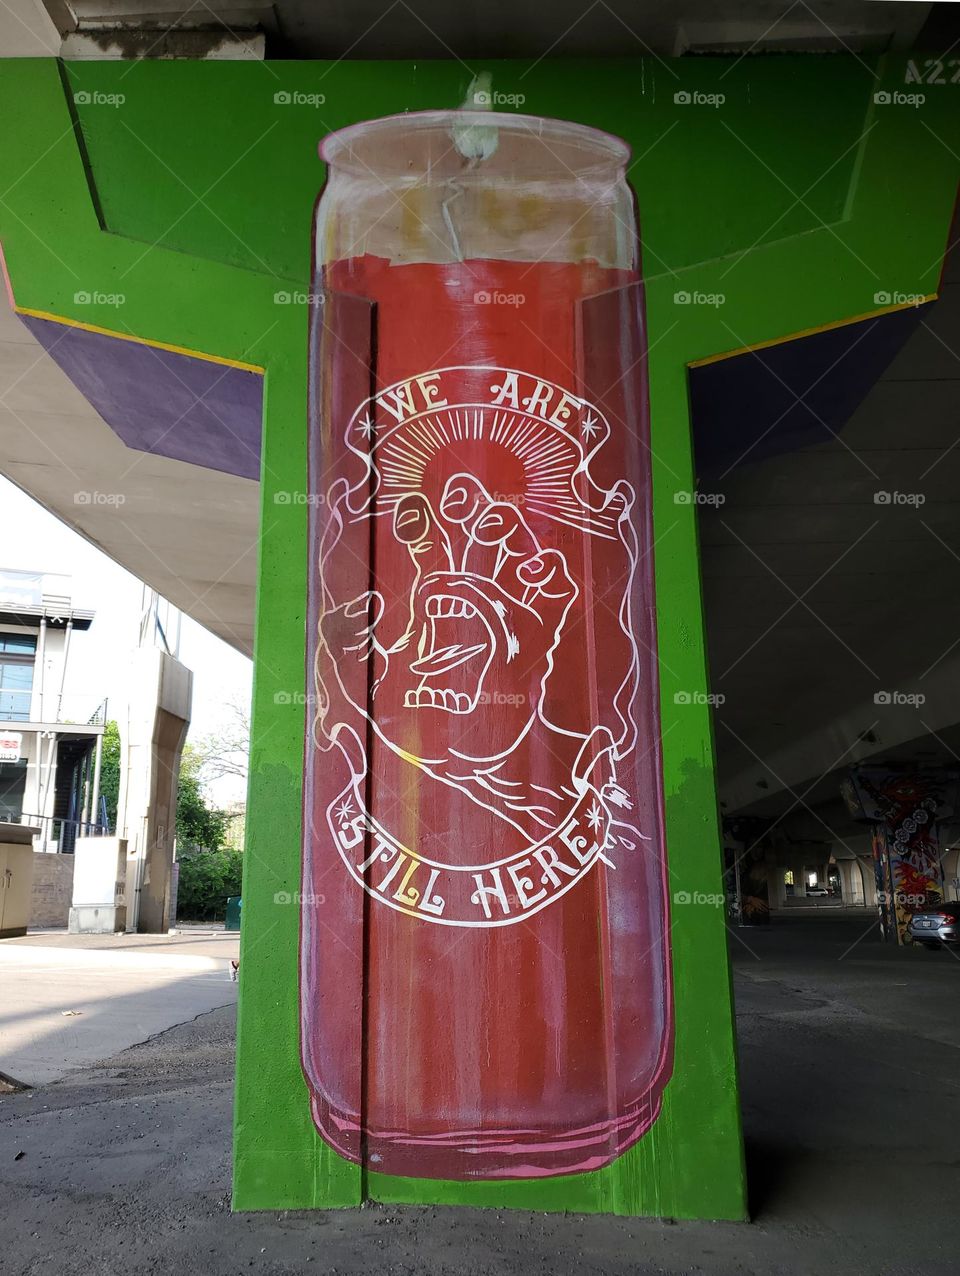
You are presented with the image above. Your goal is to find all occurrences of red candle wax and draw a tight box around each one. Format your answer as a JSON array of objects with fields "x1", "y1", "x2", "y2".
[{"x1": 302, "y1": 252, "x2": 672, "y2": 1180}]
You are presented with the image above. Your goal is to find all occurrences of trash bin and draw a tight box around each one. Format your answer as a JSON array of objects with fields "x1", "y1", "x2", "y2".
[{"x1": 225, "y1": 895, "x2": 242, "y2": 931}]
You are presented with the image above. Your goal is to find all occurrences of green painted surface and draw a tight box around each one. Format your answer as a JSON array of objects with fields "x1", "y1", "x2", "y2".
[{"x1": 0, "y1": 54, "x2": 957, "y2": 1220}]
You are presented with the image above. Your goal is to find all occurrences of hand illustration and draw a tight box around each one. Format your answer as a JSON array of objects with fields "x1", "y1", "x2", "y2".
[{"x1": 321, "y1": 473, "x2": 577, "y2": 768}]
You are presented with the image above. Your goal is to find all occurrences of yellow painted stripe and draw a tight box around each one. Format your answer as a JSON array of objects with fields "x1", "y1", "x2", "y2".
[
  {"x1": 15, "y1": 306, "x2": 265, "y2": 374},
  {"x1": 687, "y1": 295, "x2": 937, "y2": 369}
]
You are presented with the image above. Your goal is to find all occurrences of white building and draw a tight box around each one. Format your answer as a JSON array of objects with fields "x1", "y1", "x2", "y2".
[{"x1": 0, "y1": 568, "x2": 107, "y2": 852}]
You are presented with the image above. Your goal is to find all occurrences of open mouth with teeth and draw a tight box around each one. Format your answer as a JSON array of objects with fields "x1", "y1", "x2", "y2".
[{"x1": 403, "y1": 592, "x2": 497, "y2": 714}]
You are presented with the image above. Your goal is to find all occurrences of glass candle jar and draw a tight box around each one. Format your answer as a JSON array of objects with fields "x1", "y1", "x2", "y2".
[{"x1": 301, "y1": 110, "x2": 672, "y2": 1181}]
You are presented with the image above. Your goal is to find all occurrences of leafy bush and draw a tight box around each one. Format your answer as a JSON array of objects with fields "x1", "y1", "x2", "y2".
[
  {"x1": 98, "y1": 724, "x2": 229, "y2": 850},
  {"x1": 99, "y1": 720, "x2": 121, "y2": 828},
  {"x1": 175, "y1": 846, "x2": 243, "y2": 921},
  {"x1": 177, "y1": 746, "x2": 229, "y2": 850}
]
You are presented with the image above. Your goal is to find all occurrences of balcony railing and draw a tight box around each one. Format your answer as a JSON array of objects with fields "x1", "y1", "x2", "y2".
[
  {"x1": 0, "y1": 686, "x2": 32, "y2": 722},
  {"x1": 19, "y1": 811, "x2": 111, "y2": 854},
  {"x1": 0, "y1": 687, "x2": 109, "y2": 725}
]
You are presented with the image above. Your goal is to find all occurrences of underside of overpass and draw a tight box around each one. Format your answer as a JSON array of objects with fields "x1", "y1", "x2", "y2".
[
  {"x1": 699, "y1": 220, "x2": 960, "y2": 823},
  {"x1": 3, "y1": 0, "x2": 960, "y2": 1223}
]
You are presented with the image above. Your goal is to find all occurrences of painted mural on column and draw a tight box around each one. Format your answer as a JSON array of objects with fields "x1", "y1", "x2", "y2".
[
  {"x1": 843, "y1": 767, "x2": 959, "y2": 944},
  {"x1": 5, "y1": 51, "x2": 959, "y2": 1220},
  {"x1": 301, "y1": 112, "x2": 672, "y2": 1180}
]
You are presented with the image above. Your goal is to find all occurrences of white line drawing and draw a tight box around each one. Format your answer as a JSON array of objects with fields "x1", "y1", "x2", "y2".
[{"x1": 312, "y1": 365, "x2": 647, "y2": 926}]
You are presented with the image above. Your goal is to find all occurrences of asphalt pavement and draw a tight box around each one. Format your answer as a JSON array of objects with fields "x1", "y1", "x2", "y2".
[
  {"x1": 1, "y1": 915, "x2": 958, "y2": 1274},
  {"x1": 0, "y1": 928, "x2": 238, "y2": 1085}
]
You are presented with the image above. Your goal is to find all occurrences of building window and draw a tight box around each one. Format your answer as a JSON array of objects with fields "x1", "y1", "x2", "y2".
[
  {"x1": 0, "y1": 759, "x2": 27, "y2": 821},
  {"x1": 0, "y1": 633, "x2": 36, "y2": 722}
]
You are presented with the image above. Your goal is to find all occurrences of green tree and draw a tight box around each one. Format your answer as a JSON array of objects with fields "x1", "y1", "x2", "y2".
[
  {"x1": 98, "y1": 719, "x2": 121, "y2": 829},
  {"x1": 176, "y1": 744, "x2": 229, "y2": 850},
  {"x1": 97, "y1": 724, "x2": 228, "y2": 850},
  {"x1": 173, "y1": 745, "x2": 236, "y2": 921},
  {"x1": 175, "y1": 845, "x2": 243, "y2": 920}
]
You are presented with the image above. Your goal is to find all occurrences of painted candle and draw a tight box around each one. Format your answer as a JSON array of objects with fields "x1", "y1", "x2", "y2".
[{"x1": 302, "y1": 112, "x2": 672, "y2": 1180}]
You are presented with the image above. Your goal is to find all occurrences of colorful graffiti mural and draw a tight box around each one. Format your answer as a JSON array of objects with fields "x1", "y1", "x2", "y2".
[
  {"x1": 301, "y1": 112, "x2": 671, "y2": 1180},
  {"x1": 843, "y1": 767, "x2": 958, "y2": 944}
]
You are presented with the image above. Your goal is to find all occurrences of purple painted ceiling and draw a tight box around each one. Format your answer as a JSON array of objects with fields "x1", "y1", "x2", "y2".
[
  {"x1": 20, "y1": 301, "x2": 924, "y2": 488},
  {"x1": 21, "y1": 314, "x2": 263, "y2": 481},
  {"x1": 689, "y1": 302, "x2": 929, "y2": 479}
]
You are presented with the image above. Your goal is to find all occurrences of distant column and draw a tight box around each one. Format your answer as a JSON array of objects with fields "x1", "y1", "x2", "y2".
[
  {"x1": 90, "y1": 731, "x2": 103, "y2": 830},
  {"x1": 116, "y1": 648, "x2": 193, "y2": 933}
]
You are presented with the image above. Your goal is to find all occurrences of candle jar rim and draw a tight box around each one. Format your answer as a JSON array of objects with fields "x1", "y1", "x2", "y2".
[{"x1": 319, "y1": 110, "x2": 631, "y2": 182}]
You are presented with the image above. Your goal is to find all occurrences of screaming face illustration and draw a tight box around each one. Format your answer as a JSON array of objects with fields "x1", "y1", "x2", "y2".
[
  {"x1": 313, "y1": 365, "x2": 647, "y2": 925},
  {"x1": 323, "y1": 471, "x2": 579, "y2": 765}
]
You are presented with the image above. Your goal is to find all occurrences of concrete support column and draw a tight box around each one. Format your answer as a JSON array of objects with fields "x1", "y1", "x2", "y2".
[
  {"x1": 116, "y1": 649, "x2": 192, "y2": 934},
  {"x1": 857, "y1": 856, "x2": 878, "y2": 907},
  {"x1": 767, "y1": 858, "x2": 787, "y2": 909},
  {"x1": 838, "y1": 859, "x2": 864, "y2": 906},
  {"x1": 940, "y1": 845, "x2": 960, "y2": 902}
]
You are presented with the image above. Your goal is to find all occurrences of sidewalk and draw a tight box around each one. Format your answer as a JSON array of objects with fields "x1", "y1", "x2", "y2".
[
  {"x1": 4, "y1": 925, "x2": 239, "y2": 961},
  {"x1": 0, "y1": 928, "x2": 238, "y2": 1087}
]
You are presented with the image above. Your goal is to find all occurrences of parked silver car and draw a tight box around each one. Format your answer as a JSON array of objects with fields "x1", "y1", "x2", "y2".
[{"x1": 909, "y1": 903, "x2": 960, "y2": 949}]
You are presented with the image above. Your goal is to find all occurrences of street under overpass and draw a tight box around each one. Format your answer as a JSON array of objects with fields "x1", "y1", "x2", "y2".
[{"x1": 3, "y1": 0, "x2": 960, "y2": 1223}]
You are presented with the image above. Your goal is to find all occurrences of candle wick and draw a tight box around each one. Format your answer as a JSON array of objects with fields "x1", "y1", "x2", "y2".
[{"x1": 440, "y1": 184, "x2": 465, "y2": 263}]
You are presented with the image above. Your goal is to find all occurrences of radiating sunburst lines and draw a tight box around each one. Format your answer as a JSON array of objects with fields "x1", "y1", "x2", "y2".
[{"x1": 373, "y1": 406, "x2": 618, "y2": 538}]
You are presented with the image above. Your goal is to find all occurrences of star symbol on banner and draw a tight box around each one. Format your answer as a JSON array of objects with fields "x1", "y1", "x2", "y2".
[
  {"x1": 580, "y1": 412, "x2": 600, "y2": 440},
  {"x1": 335, "y1": 798, "x2": 355, "y2": 824}
]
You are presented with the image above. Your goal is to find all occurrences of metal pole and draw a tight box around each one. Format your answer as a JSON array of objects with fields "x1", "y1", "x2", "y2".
[
  {"x1": 56, "y1": 620, "x2": 73, "y2": 721},
  {"x1": 129, "y1": 815, "x2": 148, "y2": 933},
  {"x1": 38, "y1": 732, "x2": 57, "y2": 851},
  {"x1": 139, "y1": 587, "x2": 158, "y2": 649},
  {"x1": 90, "y1": 732, "x2": 103, "y2": 831},
  {"x1": 81, "y1": 745, "x2": 93, "y2": 828},
  {"x1": 32, "y1": 728, "x2": 42, "y2": 847},
  {"x1": 35, "y1": 616, "x2": 46, "y2": 719}
]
